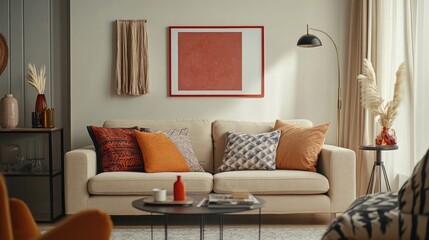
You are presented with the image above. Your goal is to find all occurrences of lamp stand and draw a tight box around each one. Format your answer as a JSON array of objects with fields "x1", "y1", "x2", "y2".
[{"x1": 308, "y1": 28, "x2": 342, "y2": 146}]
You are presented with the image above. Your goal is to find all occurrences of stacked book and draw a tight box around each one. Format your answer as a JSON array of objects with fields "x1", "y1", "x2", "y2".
[{"x1": 198, "y1": 192, "x2": 259, "y2": 208}]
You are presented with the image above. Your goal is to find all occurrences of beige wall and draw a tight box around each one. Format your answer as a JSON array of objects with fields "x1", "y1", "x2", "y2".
[{"x1": 70, "y1": 0, "x2": 350, "y2": 148}]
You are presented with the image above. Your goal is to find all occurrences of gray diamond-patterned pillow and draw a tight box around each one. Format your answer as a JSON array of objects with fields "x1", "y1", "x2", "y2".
[{"x1": 218, "y1": 130, "x2": 281, "y2": 172}]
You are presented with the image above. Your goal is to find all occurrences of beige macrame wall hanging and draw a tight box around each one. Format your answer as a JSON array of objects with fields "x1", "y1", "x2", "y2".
[{"x1": 115, "y1": 20, "x2": 149, "y2": 95}]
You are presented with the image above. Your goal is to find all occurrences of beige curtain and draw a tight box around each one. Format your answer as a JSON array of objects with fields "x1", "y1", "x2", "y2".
[
  {"x1": 403, "y1": 0, "x2": 429, "y2": 167},
  {"x1": 342, "y1": 0, "x2": 378, "y2": 197},
  {"x1": 381, "y1": 0, "x2": 429, "y2": 185},
  {"x1": 345, "y1": 0, "x2": 429, "y2": 197},
  {"x1": 115, "y1": 20, "x2": 149, "y2": 95}
]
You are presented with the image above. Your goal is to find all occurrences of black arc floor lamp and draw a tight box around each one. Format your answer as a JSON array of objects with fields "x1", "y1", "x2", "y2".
[{"x1": 297, "y1": 24, "x2": 342, "y2": 146}]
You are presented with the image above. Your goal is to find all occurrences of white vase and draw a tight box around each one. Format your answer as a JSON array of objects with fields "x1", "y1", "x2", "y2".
[{"x1": 0, "y1": 94, "x2": 19, "y2": 128}]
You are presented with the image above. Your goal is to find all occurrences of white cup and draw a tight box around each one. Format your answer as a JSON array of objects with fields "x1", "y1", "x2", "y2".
[{"x1": 153, "y1": 188, "x2": 167, "y2": 202}]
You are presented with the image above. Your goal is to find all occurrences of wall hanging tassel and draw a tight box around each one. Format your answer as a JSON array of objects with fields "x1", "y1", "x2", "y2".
[{"x1": 115, "y1": 19, "x2": 149, "y2": 95}]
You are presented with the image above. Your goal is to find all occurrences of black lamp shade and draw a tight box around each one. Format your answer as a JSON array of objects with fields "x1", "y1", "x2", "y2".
[{"x1": 297, "y1": 34, "x2": 322, "y2": 48}]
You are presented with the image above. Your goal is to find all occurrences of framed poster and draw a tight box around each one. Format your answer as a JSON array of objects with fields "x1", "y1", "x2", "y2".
[{"x1": 169, "y1": 26, "x2": 264, "y2": 97}]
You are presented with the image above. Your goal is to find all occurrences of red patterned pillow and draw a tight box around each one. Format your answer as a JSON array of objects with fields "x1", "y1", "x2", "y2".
[{"x1": 87, "y1": 126, "x2": 144, "y2": 173}]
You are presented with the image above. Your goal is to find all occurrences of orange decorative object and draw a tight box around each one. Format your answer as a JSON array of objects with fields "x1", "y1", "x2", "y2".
[
  {"x1": 0, "y1": 33, "x2": 8, "y2": 76},
  {"x1": 0, "y1": 175, "x2": 113, "y2": 240},
  {"x1": 178, "y1": 32, "x2": 242, "y2": 91},
  {"x1": 375, "y1": 127, "x2": 397, "y2": 146},
  {"x1": 173, "y1": 175, "x2": 186, "y2": 201}
]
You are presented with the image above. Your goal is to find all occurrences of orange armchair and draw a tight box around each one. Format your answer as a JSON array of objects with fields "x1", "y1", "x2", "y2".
[{"x1": 0, "y1": 175, "x2": 113, "y2": 240}]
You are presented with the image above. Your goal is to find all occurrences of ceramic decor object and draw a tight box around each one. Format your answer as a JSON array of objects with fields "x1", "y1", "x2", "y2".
[
  {"x1": 173, "y1": 175, "x2": 186, "y2": 201},
  {"x1": 0, "y1": 94, "x2": 18, "y2": 128},
  {"x1": 35, "y1": 94, "x2": 47, "y2": 113}
]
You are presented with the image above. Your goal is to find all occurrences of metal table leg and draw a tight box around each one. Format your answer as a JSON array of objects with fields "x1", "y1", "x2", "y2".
[
  {"x1": 150, "y1": 213, "x2": 153, "y2": 240},
  {"x1": 381, "y1": 161, "x2": 391, "y2": 191},
  {"x1": 164, "y1": 214, "x2": 168, "y2": 240},
  {"x1": 258, "y1": 208, "x2": 262, "y2": 240},
  {"x1": 366, "y1": 163, "x2": 377, "y2": 194},
  {"x1": 219, "y1": 214, "x2": 224, "y2": 240},
  {"x1": 366, "y1": 148, "x2": 392, "y2": 194},
  {"x1": 378, "y1": 162, "x2": 382, "y2": 192},
  {"x1": 200, "y1": 214, "x2": 205, "y2": 240}
]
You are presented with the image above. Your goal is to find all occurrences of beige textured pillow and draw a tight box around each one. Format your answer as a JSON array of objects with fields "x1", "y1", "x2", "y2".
[{"x1": 274, "y1": 120, "x2": 329, "y2": 172}]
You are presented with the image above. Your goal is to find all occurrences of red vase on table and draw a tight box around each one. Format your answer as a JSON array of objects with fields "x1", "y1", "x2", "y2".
[
  {"x1": 173, "y1": 175, "x2": 186, "y2": 201},
  {"x1": 35, "y1": 94, "x2": 47, "y2": 112}
]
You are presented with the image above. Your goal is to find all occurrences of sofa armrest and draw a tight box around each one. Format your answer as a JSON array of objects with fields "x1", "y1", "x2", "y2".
[
  {"x1": 64, "y1": 146, "x2": 97, "y2": 214},
  {"x1": 318, "y1": 144, "x2": 356, "y2": 213}
]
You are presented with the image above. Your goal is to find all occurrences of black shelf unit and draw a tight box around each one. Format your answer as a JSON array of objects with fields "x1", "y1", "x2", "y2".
[{"x1": 0, "y1": 128, "x2": 64, "y2": 222}]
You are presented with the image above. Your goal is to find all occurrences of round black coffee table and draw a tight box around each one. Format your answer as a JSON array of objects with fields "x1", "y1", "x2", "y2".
[{"x1": 132, "y1": 194, "x2": 265, "y2": 240}]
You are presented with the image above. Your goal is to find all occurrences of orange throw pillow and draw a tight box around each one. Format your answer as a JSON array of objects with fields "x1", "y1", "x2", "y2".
[
  {"x1": 274, "y1": 120, "x2": 329, "y2": 172},
  {"x1": 134, "y1": 130, "x2": 190, "y2": 173}
]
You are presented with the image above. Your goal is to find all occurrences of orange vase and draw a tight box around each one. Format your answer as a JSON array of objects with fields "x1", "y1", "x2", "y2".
[{"x1": 173, "y1": 175, "x2": 186, "y2": 201}]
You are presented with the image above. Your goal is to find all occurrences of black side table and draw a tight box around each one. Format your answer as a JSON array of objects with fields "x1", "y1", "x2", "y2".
[{"x1": 359, "y1": 145, "x2": 398, "y2": 194}]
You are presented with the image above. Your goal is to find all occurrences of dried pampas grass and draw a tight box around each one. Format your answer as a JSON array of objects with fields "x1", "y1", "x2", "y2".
[
  {"x1": 27, "y1": 63, "x2": 46, "y2": 94},
  {"x1": 357, "y1": 58, "x2": 406, "y2": 128}
]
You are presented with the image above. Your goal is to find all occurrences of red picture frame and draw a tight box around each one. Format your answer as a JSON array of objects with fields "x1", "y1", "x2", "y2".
[{"x1": 169, "y1": 26, "x2": 264, "y2": 97}]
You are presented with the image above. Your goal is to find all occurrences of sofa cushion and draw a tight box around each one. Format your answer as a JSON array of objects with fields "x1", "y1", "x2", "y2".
[
  {"x1": 274, "y1": 120, "x2": 329, "y2": 172},
  {"x1": 134, "y1": 131, "x2": 190, "y2": 172},
  {"x1": 141, "y1": 128, "x2": 204, "y2": 172},
  {"x1": 103, "y1": 119, "x2": 213, "y2": 172},
  {"x1": 88, "y1": 172, "x2": 213, "y2": 195},
  {"x1": 213, "y1": 170, "x2": 329, "y2": 194},
  {"x1": 212, "y1": 119, "x2": 313, "y2": 172},
  {"x1": 218, "y1": 130, "x2": 281, "y2": 172},
  {"x1": 87, "y1": 126, "x2": 144, "y2": 173}
]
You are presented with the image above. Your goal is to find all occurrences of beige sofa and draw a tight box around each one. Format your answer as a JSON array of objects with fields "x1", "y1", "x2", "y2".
[{"x1": 65, "y1": 119, "x2": 356, "y2": 217}]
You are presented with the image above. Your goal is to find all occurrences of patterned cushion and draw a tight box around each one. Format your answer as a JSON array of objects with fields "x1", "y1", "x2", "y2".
[
  {"x1": 322, "y1": 192, "x2": 400, "y2": 240},
  {"x1": 218, "y1": 130, "x2": 281, "y2": 172},
  {"x1": 87, "y1": 126, "x2": 144, "y2": 173},
  {"x1": 141, "y1": 128, "x2": 204, "y2": 172},
  {"x1": 398, "y1": 148, "x2": 429, "y2": 239}
]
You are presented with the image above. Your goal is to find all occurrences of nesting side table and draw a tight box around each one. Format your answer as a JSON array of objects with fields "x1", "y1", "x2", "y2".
[{"x1": 359, "y1": 145, "x2": 398, "y2": 194}]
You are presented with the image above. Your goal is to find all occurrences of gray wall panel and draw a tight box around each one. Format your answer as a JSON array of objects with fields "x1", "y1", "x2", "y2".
[
  {"x1": 50, "y1": 0, "x2": 70, "y2": 150},
  {"x1": 10, "y1": 0, "x2": 25, "y2": 127},
  {"x1": 0, "y1": 0, "x2": 10, "y2": 95},
  {"x1": 24, "y1": 0, "x2": 51, "y2": 127}
]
